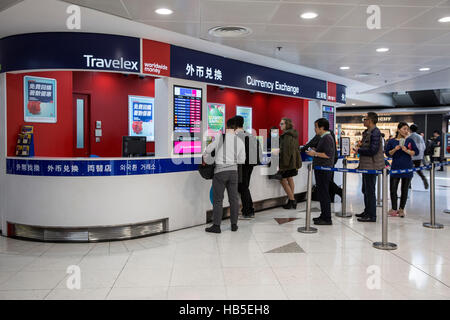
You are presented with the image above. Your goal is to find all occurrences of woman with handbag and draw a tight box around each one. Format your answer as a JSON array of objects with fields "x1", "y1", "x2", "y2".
[
  {"x1": 275, "y1": 118, "x2": 302, "y2": 209},
  {"x1": 203, "y1": 118, "x2": 246, "y2": 233}
]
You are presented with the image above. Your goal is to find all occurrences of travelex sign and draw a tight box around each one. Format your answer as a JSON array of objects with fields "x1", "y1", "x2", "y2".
[{"x1": 0, "y1": 32, "x2": 345, "y2": 102}]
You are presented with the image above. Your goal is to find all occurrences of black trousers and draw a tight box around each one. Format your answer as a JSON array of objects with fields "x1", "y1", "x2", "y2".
[
  {"x1": 413, "y1": 160, "x2": 428, "y2": 186},
  {"x1": 390, "y1": 176, "x2": 412, "y2": 210},
  {"x1": 314, "y1": 170, "x2": 332, "y2": 221},
  {"x1": 329, "y1": 172, "x2": 342, "y2": 201},
  {"x1": 238, "y1": 165, "x2": 254, "y2": 215}
]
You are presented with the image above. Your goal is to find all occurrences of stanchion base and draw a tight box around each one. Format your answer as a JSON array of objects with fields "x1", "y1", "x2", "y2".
[
  {"x1": 423, "y1": 222, "x2": 444, "y2": 229},
  {"x1": 372, "y1": 242, "x2": 397, "y2": 250},
  {"x1": 444, "y1": 210, "x2": 450, "y2": 214},
  {"x1": 297, "y1": 227, "x2": 318, "y2": 234},
  {"x1": 376, "y1": 203, "x2": 382, "y2": 208},
  {"x1": 335, "y1": 212, "x2": 353, "y2": 218}
]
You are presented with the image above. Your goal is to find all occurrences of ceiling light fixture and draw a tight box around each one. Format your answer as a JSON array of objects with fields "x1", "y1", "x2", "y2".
[
  {"x1": 300, "y1": 12, "x2": 318, "y2": 19},
  {"x1": 419, "y1": 67, "x2": 430, "y2": 71},
  {"x1": 376, "y1": 47, "x2": 389, "y2": 53},
  {"x1": 438, "y1": 16, "x2": 450, "y2": 23},
  {"x1": 155, "y1": 8, "x2": 173, "y2": 15},
  {"x1": 340, "y1": 66, "x2": 350, "y2": 70}
]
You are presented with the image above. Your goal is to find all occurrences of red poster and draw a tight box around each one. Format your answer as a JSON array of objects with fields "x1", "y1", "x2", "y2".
[
  {"x1": 327, "y1": 82, "x2": 337, "y2": 102},
  {"x1": 142, "y1": 39, "x2": 170, "y2": 76}
]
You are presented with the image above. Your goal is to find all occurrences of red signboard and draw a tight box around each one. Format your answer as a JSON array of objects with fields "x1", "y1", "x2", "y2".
[
  {"x1": 142, "y1": 39, "x2": 170, "y2": 77},
  {"x1": 327, "y1": 82, "x2": 337, "y2": 102}
]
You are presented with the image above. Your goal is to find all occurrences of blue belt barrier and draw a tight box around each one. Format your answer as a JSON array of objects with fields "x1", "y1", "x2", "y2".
[{"x1": 315, "y1": 162, "x2": 446, "y2": 175}]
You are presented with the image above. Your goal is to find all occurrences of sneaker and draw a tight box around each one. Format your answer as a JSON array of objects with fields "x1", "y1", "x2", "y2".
[
  {"x1": 388, "y1": 209, "x2": 399, "y2": 217},
  {"x1": 398, "y1": 209, "x2": 406, "y2": 218},
  {"x1": 357, "y1": 216, "x2": 376, "y2": 222},
  {"x1": 313, "y1": 218, "x2": 332, "y2": 225},
  {"x1": 205, "y1": 225, "x2": 221, "y2": 233},
  {"x1": 355, "y1": 212, "x2": 368, "y2": 218},
  {"x1": 231, "y1": 224, "x2": 238, "y2": 232}
]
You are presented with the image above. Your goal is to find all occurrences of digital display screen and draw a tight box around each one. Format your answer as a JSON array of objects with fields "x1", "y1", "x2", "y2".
[
  {"x1": 322, "y1": 105, "x2": 335, "y2": 131},
  {"x1": 173, "y1": 86, "x2": 202, "y2": 154}
]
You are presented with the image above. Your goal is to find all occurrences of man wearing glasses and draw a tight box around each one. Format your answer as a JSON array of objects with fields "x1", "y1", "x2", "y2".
[{"x1": 354, "y1": 112, "x2": 385, "y2": 222}]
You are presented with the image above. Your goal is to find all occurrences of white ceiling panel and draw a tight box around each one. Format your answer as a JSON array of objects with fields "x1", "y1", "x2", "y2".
[
  {"x1": 201, "y1": 1, "x2": 279, "y2": 23},
  {"x1": 402, "y1": 7, "x2": 450, "y2": 29},
  {"x1": 65, "y1": 0, "x2": 130, "y2": 18},
  {"x1": 378, "y1": 56, "x2": 438, "y2": 65},
  {"x1": 0, "y1": 0, "x2": 23, "y2": 12},
  {"x1": 141, "y1": 21, "x2": 201, "y2": 38},
  {"x1": 373, "y1": 28, "x2": 450, "y2": 44},
  {"x1": 258, "y1": 25, "x2": 328, "y2": 42},
  {"x1": 302, "y1": 42, "x2": 365, "y2": 54},
  {"x1": 438, "y1": 0, "x2": 450, "y2": 6},
  {"x1": 425, "y1": 56, "x2": 450, "y2": 65},
  {"x1": 317, "y1": 27, "x2": 388, "y2": 43},
  {"x1": 122, "y1": 0, "x2": 200, "y2": 21},
  {"x1": 359, "y1": 0, "x2": 442, "y2": 6},
  {"x1": 269, "y1": 3, "x2": 355, "y2": 26},
  {"x1": 336, "y1": 54, "x2": 393, "y2": 65},
  {"x1": 337, "y1": 5, "x2": 428, "y2": 28},
  {"x1": 408, "y1": 44, "x2": 450, "y2": 56}
]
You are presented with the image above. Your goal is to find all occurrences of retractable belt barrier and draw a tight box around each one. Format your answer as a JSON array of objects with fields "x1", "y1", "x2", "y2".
[{"x1": 297, "y1": 160, "x2": 449, "y2": 249}]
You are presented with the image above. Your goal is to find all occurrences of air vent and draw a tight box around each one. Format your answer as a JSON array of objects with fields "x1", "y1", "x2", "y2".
[
  {"x1": 208, "y1": 26, "x2": 252, "y2": 38},
  {"x1": 354, "y1": 73, "x2": 379, "y2": 78}
]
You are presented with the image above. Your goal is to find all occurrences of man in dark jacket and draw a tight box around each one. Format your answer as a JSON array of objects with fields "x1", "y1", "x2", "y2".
[
  {"x1": 234, "y1": 116, "x2": 262, "y2": 219},
  {"x1": 301, "y1": 131, "x2": 342, "y2": 202},
  {"x1": 354, "y1": 112, "x2": 385, "y2": 222}
]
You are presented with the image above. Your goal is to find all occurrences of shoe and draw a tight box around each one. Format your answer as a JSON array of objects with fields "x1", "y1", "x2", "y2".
[
  {"x1": 398, "y1": 209, "x2": 406, "y2": 218},
  {"x1": 355, "y1": 212, "x2": 368, "y2": 218},
  {"x1": 283, "y1": 200, "x2": 297, "y2": 210},
  {"x1": 313, "y1": 217, "x2": 320, "y2": 222},
  {"x1": 314, "y1": 218, "x2": 332, "y2": 225},
  {"x1": 337, "y1": 188, "x2": 343, "y2": 199},
  {"x1": 231, "y1": 224, "x2": 238, "y2": 232},
  {"x1": 357, "y1": 216, "x2": 376, "y2": 222},
  {"x1": 205, "y1": 225, "x2": 221, "y2": 233},
  {"x1": 388, "y1": 209, "x2": 399, "y2": 217},
  {"x1": 424, "y1": 181, "x2": 429, "y2": 190},
  {"x1": 239, "y1": 215, "x2": 253, "y2": 220}
]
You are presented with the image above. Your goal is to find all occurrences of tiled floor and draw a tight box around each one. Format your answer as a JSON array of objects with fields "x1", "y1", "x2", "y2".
[{"x1": 0, "y1": 169, "x2": 450, "y2": 300}]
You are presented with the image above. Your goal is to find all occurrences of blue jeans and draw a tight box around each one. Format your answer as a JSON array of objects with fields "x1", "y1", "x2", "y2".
[{"x1": 362, "y1": 173, "x2": 377, "y2": 220}]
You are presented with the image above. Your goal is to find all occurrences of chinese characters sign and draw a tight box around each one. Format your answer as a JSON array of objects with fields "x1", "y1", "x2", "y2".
[
  {"x1": 128, "y1": 96, "x2": 155, "y2": 141},
  {"x1": 24, "y1": 76, "x2": 57, "y2": 123}
]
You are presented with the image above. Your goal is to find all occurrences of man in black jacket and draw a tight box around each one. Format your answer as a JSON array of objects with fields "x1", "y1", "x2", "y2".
[{"x1": 301, "y1": 131, "x2": 343, "y2": 202}]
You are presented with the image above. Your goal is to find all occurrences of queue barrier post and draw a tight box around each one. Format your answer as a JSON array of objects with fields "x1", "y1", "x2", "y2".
[
  {"x1": 298, "y1": 163, "x2": 318, "y2": 234},
  {"x1": 373, "y1": 167, "x2": 397, "y2": 250},
  {"x1": 376, "y1": 174, "x2": 382, "y2": 207},
  {"x1": 424, "y1": 163, "x2": 444, "y2": 229},
  {"x1": 335, "y1": 158, "x2": 352, "y2": 218}
]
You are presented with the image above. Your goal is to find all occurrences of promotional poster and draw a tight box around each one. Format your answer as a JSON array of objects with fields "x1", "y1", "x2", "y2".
[
  {"x1": 128, "y1": 95, "x2": 155, "y2": 141},
  {"x1": 207, "y1": 103, "x2": 225, "y2": 136},
  {"x1": 24, "y1": 76, "x2": 57, "y2": 123},
  {"x1": 236, "y1": 106, "x2": 252, "y2": 133}
]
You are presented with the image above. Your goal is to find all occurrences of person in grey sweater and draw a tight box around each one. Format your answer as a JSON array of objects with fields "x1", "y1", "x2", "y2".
[
  {"x1": 409, "y1": 124, "x2": 428, "y2": 189},
  {"x1": 203, "y1": 118, "x2": 246, "y2": 233}
]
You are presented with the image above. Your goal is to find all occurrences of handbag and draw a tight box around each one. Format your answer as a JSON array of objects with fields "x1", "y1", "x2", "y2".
[{"x1": 198, "y1": 157, "x2": 215, "y2": 180}]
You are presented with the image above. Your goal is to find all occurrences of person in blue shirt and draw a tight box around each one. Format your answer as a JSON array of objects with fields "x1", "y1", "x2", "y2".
[{"x1": 385, "y1": 122, "x2": 419, "y2": 218}]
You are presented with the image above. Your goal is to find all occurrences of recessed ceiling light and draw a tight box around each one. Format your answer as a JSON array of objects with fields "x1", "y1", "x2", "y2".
[
  {"x1": 340, "y1": 66, "x2": 350, "y2": 70},
  {"x1": 155, "y1": 8, "x2": 173, "y2": 15},
  {"x1": 438, "y1": 16, "x2": 450, "y2": 23},
  {"x1": 300, "y1": 12, "x2": 318, "y2": 19},
  {"x1": 352, "y1": 103, "x2": 356, "y2": 106},
  {"x1": 208, "y1": 26, "x2": 252, "y2": 38},
  {"x1": 419, "y1": 67, "x2": 431, "y2": 71},
  {"x1": 376, "y1": 47, "x2": 389, "y2": 53}
]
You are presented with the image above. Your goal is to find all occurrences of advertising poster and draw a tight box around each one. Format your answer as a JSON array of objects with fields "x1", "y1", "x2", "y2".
[
  {"x1": 128, "y1": 96, "x2": 155, "y2": 141},
  {"x1": 207, "y1": 103, "x2": 225, "y2": 136},
  {"x1": 236, "y1": 106, "x2": 252, "y2": 133},
  {"x1": 24, "y1": 76, "x2": 57, "y2": 123},
  {"x1": 445, "y1": 133, "x2": 450, "y2": 159}
]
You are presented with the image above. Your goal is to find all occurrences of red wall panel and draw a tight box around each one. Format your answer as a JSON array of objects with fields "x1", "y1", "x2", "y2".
[
  {"x1": 72, "y1": 72, "x2": 155, "y2": 156},
  {"x1": 6, "y1": 71, "x2": 74, "y2": 157}
]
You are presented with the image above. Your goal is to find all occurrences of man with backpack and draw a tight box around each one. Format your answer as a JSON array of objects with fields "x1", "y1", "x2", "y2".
[{"x1": 234, "y1": 116, "x2": 263, "y2": 219}]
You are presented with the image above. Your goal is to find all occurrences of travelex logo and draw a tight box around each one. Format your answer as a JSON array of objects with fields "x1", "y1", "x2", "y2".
[
  {"x1": 83, "y1": 54, "x2": 139, "y2": 71},
  {"x1": 246, "y1": 76, "x2": 300, "y2": 95}
]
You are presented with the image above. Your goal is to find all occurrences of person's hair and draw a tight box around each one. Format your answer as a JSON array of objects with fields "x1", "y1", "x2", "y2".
[
  {"x1": 397, "y1": 121, "x2": 409, "y2": 131},
  {"x1": 366, "y1": 112, "x2": 378, "y2": 124},
  {"x1": 234, "y1": 116, "x2": 244, "y2": 128},
  {"x1": 226, "y1": 117, "x2": 236, "y2": 129},
  {"x1": 410, "y1": 124, "x2": 418, "y2": 132},
  {"x1": 433, "y1": 130, "x2": 441, "y2": 135},
  {"x1": 381, "y1": 133, "x2": 385, "y2": 138},
  {"x1": 314, "y1": 118, "x2": 330, "y2": 131},
  {"x1": 281, "y1": 118, "x2": 293, "y2": 130},
  {"x1": 395, "y1": 131, "x2": 399, "y2": 139}
]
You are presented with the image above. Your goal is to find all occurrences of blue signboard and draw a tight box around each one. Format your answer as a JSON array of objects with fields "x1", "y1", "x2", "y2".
[
  {"x1": 6, "y1": 158, "x2": 201, "y2": 177},
  {"x1": 0, "y1": 32, "x2": 140, "y2": 73},
  {"x1": 170, "y1": 45, "x2": 329, "y2": 100}
]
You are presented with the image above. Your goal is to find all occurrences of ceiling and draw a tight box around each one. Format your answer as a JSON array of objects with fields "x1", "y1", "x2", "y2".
[{"x1": 58, "y1": 0, "x2": 450, "y2": 92}]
